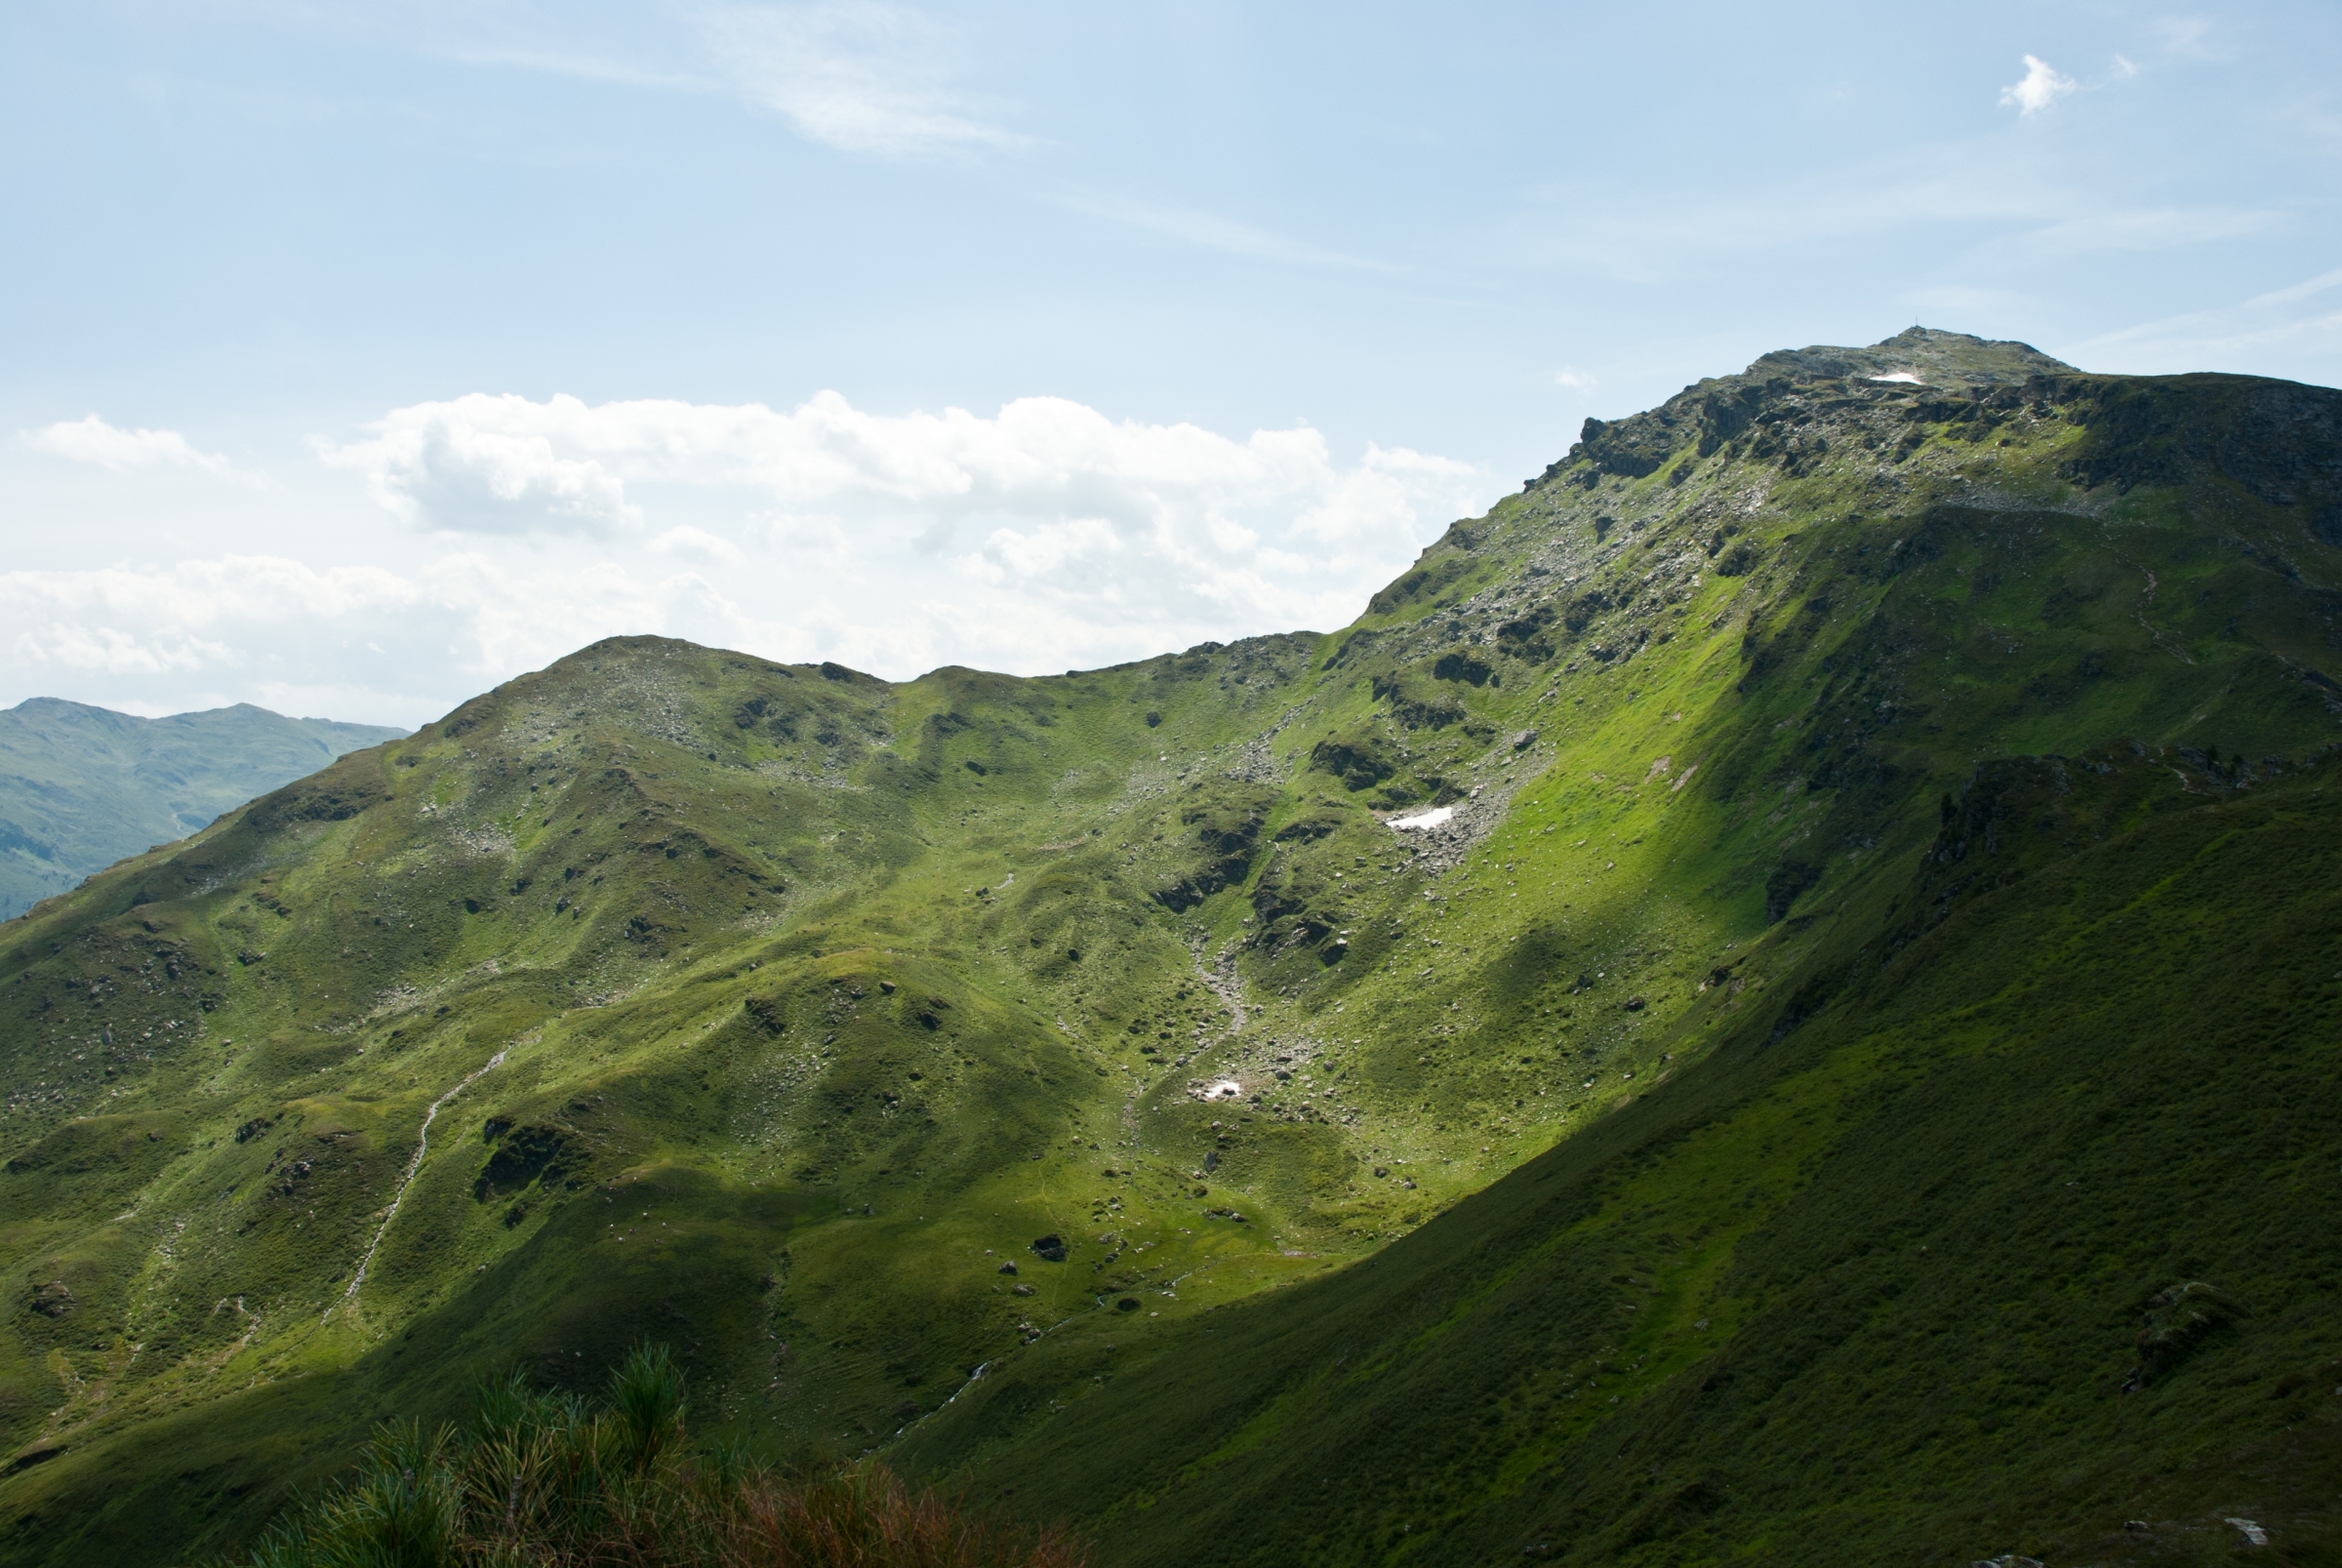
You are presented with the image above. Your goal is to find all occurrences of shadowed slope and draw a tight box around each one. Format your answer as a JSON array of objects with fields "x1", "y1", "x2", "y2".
[{"x1": 2, "y1": 330, "x2": 2338, "y2": 1565}]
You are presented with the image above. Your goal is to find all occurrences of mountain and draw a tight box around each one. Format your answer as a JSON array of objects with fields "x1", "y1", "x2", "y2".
[
  {"x1": 0, "y1": 701, "x2": 408, "y2": 921},
  {"x1": 2, "y1": 328, "x2": 2338, "y2": 1567}
]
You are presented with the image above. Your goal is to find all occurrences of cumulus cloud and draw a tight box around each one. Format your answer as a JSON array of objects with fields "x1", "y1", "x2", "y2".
[
  {"x1": 649, "y1": 525, "x2": 747, "y2": 564},
  {"x1": 7, "y1": 393, "x2": 1487, "y2": 724},
  {"x1": 319, "y1": 396, "x2": 643, "y2": 534},
  {"x1": 0, "y1": 552, "x2": 729, "y2": 726},
  {"x1": 318, "y1": 390, "x2": 1482, "y2": 636},
  {"x1": 26, "y1": 416, "x2": 269, "y2": 486},
  {"x1": 2000, "y1": 55, "x2": 2078, "y2": 117}
]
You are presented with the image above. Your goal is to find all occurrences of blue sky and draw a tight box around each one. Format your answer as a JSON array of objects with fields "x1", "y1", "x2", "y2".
[{"x1": 3, "y1": 0, "x2": 2337, "y2": 725}]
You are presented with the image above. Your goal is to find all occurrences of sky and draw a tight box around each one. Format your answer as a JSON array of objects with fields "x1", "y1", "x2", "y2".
[{"x1": 2, "y1": 1, "x2": 2337, "y2": 729}]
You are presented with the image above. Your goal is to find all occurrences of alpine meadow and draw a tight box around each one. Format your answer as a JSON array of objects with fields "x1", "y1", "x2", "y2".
[{"x1": 4, "y1": 330, "x2": 2340, "y2": 1567}]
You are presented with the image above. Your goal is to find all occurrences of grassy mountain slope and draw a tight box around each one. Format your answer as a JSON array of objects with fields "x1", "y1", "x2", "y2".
[
  {"x1": 1, "y1": 329, "x2": 2337, "y2": 1565},
  {"x1": 0, "y1": 701, "x2": 408, "y2": 921},
  {"x1": 900, "y1": 746, "x2": 2342, "y2": 1566}
]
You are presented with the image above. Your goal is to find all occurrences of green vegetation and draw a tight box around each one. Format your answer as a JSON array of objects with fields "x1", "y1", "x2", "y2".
[
  {"x1": 0, "y1": 700, "x2": 406, "y2": 920},
  {"x1": 1, "y1": 329, "x2": 2337, "y2": 1565},
  {"x1": 226, "y1": 1343, "x2": 1082, "y2": 1568}
]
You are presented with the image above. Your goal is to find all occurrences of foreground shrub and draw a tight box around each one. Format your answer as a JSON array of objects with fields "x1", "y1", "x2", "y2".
[{"x1": 222, "y1": 1345, "x2": 1083, "y2": 1568}]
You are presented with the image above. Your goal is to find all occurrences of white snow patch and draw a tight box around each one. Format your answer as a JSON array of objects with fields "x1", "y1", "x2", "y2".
[
  {"x1": 1387, "y1": 806, "x2": 1455, "y2": 831},
  {"x1": 1195, "y1": 1079, "x2": 1245, "y2": 1101},
  {"x1": 1867, "y1": 372, "x2": 1924, "y2": 384}
]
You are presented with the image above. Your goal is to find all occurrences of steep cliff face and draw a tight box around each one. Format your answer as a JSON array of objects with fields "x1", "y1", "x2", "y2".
[{"x1": 3, "y1": 331, "x2": 2339, "y2": 1566}]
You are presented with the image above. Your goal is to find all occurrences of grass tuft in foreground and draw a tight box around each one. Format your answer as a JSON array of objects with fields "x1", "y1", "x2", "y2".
[{"x1": 221, "y1": 1344, "x2": 1083, "y2": 1568}]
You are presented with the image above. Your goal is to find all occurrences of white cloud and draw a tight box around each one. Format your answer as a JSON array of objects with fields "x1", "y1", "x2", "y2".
[
  {"x1": 2000, "y1": 55, "x2": 2079, "y2": 117},
  {"x1": 26, "y1": 416, "x2": 270, "y2": 486},
  {"x1": 1555, "y1": 367, "x2": 1597, "y2": 389},
  {"x1": 649, "y1": 524, "x2": 747, "y2": 564},
  {"x1": 688, "y1": 1, "x2": 1025, "y2": 157},
  {"x1": 2, "y1": 392, "x2": 1489, "y2": 724},
  {"x1": 318, "y1": 393, "x2": 1484, "y2": 612}
]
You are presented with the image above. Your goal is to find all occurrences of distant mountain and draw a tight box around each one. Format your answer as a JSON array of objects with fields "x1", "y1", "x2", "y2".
[
  {"x1": 4, "y1": 330, "x2": 2339, "y2": 1568},
  {"x1": 0, "y1": 700, "x2": 407, "y2": 920}
]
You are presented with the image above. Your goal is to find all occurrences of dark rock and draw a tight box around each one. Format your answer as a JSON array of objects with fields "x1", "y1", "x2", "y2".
[
  {"x1": 2124, "y1": 1280, "x2": 2241, "y2": 1389},
  {"x1": 1512, "y1": 730, "x2": 1537, "y2": 750},
  {"x1": 1116, "y1": 1297, "x2": 1142, "y2": 1312},
  {"x1": 997, "y1": 1261, "x2": 1018, "y2": 1274},
  {"x1": 1764, "y1": 860, "x2": 1820, "y2": 923},
  {"x1": 472, "y1": 1123, "x2": 586, "y2": 1202},
  {"x1": 1713, "y1": 541, "x2": 1760, "y2": 577},
  {"x1": 1030, "y1": 1234, "x2": 1068, "y2": 1263},
  {"x1": 1433, "y1": 652, "x2": 1494, "y2": 686},
  {"x1": 1309, "y1": 730, "x2": 1397, "y2": 792},
  {"x1": 30, "y1": 1281, "x2": 75, "y2": 1318}
]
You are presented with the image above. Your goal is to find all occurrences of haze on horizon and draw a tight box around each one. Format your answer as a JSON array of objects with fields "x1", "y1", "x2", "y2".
[{"x1": 4, "y1": 0, "x2": 2338, "y2": 728}]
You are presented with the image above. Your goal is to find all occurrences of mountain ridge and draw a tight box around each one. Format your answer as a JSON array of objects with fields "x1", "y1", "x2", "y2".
[
  {"x1": 1, "y1": 329, "x2": 2338, "y2": 1566},
  {"x1": 0, "y1": 699, "x2": 408, "y2": 922}
]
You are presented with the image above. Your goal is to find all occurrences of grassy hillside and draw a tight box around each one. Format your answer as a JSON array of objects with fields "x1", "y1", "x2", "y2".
[
  {"x1": 0, "y1": 701, "x2": 407, "y2": 920},
  {"x1": 899, "y1": 746, "x2": 2342, "y2": 1566},
  {"x1": 1, "y1": 329, "x2": 2336, "y2": 1565}
]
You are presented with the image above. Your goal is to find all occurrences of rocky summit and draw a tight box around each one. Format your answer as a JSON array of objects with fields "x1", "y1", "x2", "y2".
[{"x1": 4, "y1": 328, "x2": 2340, "y2": 1566}]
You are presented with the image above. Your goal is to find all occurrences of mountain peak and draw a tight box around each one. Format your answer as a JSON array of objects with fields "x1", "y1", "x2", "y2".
[
  {"x1": 8, "y1": 335, "x2": 2342, "y2": 1568},
  {"x1": 1747, "y1": 324, "x2": 2076, "y2": 388}
]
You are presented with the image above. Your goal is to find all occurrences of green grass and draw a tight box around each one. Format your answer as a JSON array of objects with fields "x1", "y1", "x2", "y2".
[
  {"x1": 897, "y1": 747, "x2": 2342, "y2": 1566},
  {"x1": 0, "y1": 700, "x2": 405, "y2": 921},
  {"x1": 222, "y1": 1343, "x2": 1085, "y2": 1568},
  {"x1": 1, "y1": 329, "x2": 2338, "y2": 1566}
]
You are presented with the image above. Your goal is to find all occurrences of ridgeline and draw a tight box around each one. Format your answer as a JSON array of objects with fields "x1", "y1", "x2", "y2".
[
  {"x1": 3, "y1": 330, "x2": 2338, "y2": 1566},
  {"x1": 0, "y1": 701, "x2": 406, "y2": 922}
]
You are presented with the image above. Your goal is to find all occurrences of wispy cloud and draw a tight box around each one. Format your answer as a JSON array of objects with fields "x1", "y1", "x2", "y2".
[
  {"x1": 1064, "y1": 193, "x2": 1393, "y2": 271},
  {"x1": 687, "y1": 2, "x2": 1027, "y2": 157},
  {"x1": 24, "y1": 416, "x2": 271, "y2": 487},
  {"x1": 2066, "y1": 264, "x2": 2342, "y2": 381},
  {"x1": 2000, "y1": 55, "x2": 2079, "y2": 117},
  {"x1": 1504, "y1": 132, "x2": 2277, "y2": 285},
  {"x1": 2154, "y1": 17, "x2": 2217, "y2": 60},
  {"x1": 343, "y1": 1, "x2": 1025, "y2": 159}
]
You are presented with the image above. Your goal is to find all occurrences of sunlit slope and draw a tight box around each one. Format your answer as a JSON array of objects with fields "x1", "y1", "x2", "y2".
[
  {"x1": 2, "y1": 328, "x2": 2338, "y2": 1564},
  {"x1": 901, "y1": 747, "x2": 2342, "y2": 1566}
]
